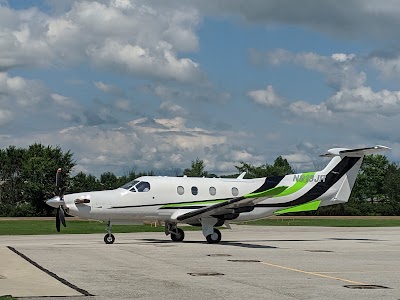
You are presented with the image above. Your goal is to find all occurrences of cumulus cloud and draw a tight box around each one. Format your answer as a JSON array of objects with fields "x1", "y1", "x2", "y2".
[
  {"x1": 247, "y1": 85, "x2": 284, "y2": 107},
  {"x1": 189, "y1": 0, "x2": 400, "y2": 40},
  {"x1": 0, "y1": 109, "x2": 13, "y2": 126},
  {"x1": 94, "y1": 81, "x2": 124, "y2": 96},
  {"x1": 251, "y1": 49, "x2": 365, "y2": 90},
  {"x1": 0, "y1": 72, "x2": 49, "y2": 108},
  {"x1": 288, "y1": 101, "x2": 333, "y2": 121},
  {"x1": 159, "y1": 101, "x2": 187, "y2": 116},
  {"x1": 326, "y1": 86, "x2": 400, "y2": 115},
  {"x1": 367, "y1": 49, "x2": 400, "y2": 79},
  {"x1": 0, "y1": 72, "x2": 84, "y2": 130},
  {"x1": 0, "y1": 1, "x2": 203, "y2": 82},
  {"x1": 143, "y1": 84, "x2": 231, "y2": 104},
  {"x1": 0, "y1": 116, "x2": 267, "y2": 175}
]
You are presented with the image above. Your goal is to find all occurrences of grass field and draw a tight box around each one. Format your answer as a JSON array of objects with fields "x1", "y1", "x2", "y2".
[
  {"x1": 0, "y1": 217, "x2": 400, "y2": 235},
  {"x1": 0, "y1": 219, "x2": 200, "y2": 235},
  {"x1": 0, "y1": 296, "x2": 16, "y2": 300}
]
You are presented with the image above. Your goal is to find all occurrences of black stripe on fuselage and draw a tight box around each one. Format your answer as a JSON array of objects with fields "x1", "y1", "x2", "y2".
[
  {"x1": 256, "y1": 156, "x2": 360, "y2": 208},
  {"x1": 251, "y1": 176, "x2": 284, "y2": 194}
]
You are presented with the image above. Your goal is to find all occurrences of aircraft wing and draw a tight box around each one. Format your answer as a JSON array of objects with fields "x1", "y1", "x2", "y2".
[{"x1": 175, "y1": 185, "x2": 288, "y2": 222}]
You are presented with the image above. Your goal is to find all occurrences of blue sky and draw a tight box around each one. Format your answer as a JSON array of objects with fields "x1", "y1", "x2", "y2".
[{"x1": 1, "y1": 0, "x2": 399, "y2": 176}]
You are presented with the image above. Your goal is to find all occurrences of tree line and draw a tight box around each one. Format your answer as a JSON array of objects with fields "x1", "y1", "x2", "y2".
[{"x1": 0, "y1": 143, "x2": 399, "y2": 217}]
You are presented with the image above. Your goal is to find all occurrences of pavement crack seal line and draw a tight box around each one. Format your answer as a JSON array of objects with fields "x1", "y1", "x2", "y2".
[
  {"x1": 6, "y1": 246, "x2": 94, "y2": 297},
  {"x1": 259, "y1": 261, "x2": 370, "y2": 285}
]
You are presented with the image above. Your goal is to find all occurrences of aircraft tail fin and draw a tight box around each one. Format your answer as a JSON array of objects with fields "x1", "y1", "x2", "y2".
[{"x1": 320, "y1": 145, "x2": 390, "y2": 205}]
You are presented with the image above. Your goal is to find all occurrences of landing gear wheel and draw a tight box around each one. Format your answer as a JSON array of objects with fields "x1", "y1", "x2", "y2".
[
  {"x1": 104, "y1": 233, "x2": 115, "y2": 244},
  {"x1": 206, "y1": 228, "x2": 221, "y2": 244},
  {"x1": 170, "y1": 228, "x2": 185, "y2": 242}
]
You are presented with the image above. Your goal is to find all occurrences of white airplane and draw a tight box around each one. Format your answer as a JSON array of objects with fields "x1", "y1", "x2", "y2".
[{"x1": 46, "y1": 145, "x2": 390, "y2": 244}]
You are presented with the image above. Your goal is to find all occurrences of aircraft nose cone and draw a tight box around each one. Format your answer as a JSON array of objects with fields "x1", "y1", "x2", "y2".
[{"x1": 46, "y1": 196, "x2": 65, "y2": 208}]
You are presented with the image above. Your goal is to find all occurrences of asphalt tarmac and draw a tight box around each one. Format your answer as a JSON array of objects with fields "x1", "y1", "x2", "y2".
[{"x1": 0, "y1": 225, "x2": 399, "y2": 300}]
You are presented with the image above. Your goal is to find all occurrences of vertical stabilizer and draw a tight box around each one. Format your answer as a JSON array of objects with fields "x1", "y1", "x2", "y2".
[{"x1": 321, "y1": 145, "x2": 390, "y2": 204}]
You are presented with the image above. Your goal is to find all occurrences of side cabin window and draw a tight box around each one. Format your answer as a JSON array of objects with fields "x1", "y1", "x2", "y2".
[
  {"x1": 209, "y1": 187, "x2": 216, "y2": 196},
  {"x1": 177, "y1": 186, "x2": 184, "y2": 195},
  {"x1": 191, "y1": 186, "x2": 198, "y2": 195},
  {"x1": 232, "y1": 187, "x2": 239, "y2": 196},
  {"x1": 136, "y1": 181, "x2": 150, "y2": 192}
]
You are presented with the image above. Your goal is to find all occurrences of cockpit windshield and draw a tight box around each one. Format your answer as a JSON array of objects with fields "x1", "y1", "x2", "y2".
[
  {"x1": 121, "y1": 180, "x2": 139, "y2": 190},
  {"x1": 120, "y1": 180, "x2": 150, "y2": 192}
]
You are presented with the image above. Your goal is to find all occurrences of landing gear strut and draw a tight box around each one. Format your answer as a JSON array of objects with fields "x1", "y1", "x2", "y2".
[
  {"x1": 104, "y1": 220, "x2": 115, "y2": 244},
  {"x1": 165, "y1": 222, "x2": 185, "y2": 242}
]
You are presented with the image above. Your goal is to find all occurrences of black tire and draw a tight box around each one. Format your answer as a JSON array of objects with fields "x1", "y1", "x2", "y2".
[
  {"x1": 206, "y1": 228, "x2": 221, "y2": 244},
  {"x1": 171, "y1": 228, "x2": 185, "y2": 242},
  {"x1": 104, "y1": 233, "x2": 115, "y2": 244}
]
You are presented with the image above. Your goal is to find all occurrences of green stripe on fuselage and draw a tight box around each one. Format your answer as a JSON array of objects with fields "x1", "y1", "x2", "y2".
[
  {"x1": 273, "y1": 199, "x2": 321, "y2": 215},
  {"x1": 244, "y1": 185, "x2": 289, "y2": 199},
  {"x1": 274, "y1": 172, "x2": 315, "y2": 197}
]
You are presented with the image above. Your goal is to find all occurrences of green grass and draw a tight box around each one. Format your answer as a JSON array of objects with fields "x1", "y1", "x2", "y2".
[
  {"x1": 244, "y1": 218, "x2": 400, "y2": 227},
  {"x1": 0, "y1": 220, "x2": 199, "y2": 235},
  {"x1": 1, "y1": 218, "x2": 400, "y2": 235},
  {"x1": 0, "y1": 296, "x2": 17, "y2": 300}
]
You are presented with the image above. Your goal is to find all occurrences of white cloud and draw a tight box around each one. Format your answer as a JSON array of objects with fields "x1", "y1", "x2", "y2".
[
  {"x1": 331, "y1": 53, "x2": 356, "y2": 62},
  {"x1": 190, "y1": 0, "x2": 400, "y2": 40},
  {"x1": 248, "y1": 85, "x2": 284, "y2": 107},
  {"x1": 159, "y1": 101, "x2": 187, "y2": 116},
  {"x1": 88, "y1": 40, "x2": 203, "y2": 83},
  {"x1": 94, "y1": 81, "x2": 123, "y2": 96},
  {"x1": 0, "y1": 116, "x2": 265, "y2": 176},
  {"x1": 0, "y1": 1, "x2": 203, "y2": 82},
  {"x1": 252, "y1": 49, "x2": 365, "y2": 90},
  {"x1": 368, "y1": 54, "x2": 400, "y2": 79},
  {"x1": 0, "y1": 109, "x2": 13, "y2": 125},
  {"x1": 0, "y1": 72, "x2": 48, "y2": 108},
  {"x1": 326, "y1": 86, "x2": 400, "y2": 115},
  {"x1": 146, "y1": 84, "x2": 231, "y2": 103},
  {"x1": 51, "y1": 93, "x2": 80, "y2": 109},
  {"x1": 288, "y1": 101, "x2": 333, "y2": 121}
]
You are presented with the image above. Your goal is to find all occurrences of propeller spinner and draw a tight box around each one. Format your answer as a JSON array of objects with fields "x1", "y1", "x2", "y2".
[{"x1": 46, "y1": 168, "x2": 67, "y2": 232}]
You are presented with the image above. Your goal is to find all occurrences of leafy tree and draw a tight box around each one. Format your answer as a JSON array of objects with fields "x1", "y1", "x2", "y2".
[
  {"x1": 351, "y1": 155, "x2": 390, "y2": 205},
  {"x1": 70, "y1": 172, "x2": 102, "y2": 193},
  {"x1": 382, "y1": 163, "x2": 400, "y2": 215},
  {"x1": 0, "y1": 143, "x2": 75, "y2": 216},
  {"x1": 100, "y1": 172, "x2": 119, "y2": 190},
  {"x1": 184, "y1": 158, "x2": 209, "y2": 177},
  {"x1": 20, "y1": 144, "x2": 75, "y2": 215},
  {"x1": 235, "y1": 156, "x2": 294, "y2": 178}
]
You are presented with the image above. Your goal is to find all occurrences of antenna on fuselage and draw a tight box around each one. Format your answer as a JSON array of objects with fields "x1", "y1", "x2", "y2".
[{"x1": 237, "y1": 172, "x2": 246, "y2": 179}]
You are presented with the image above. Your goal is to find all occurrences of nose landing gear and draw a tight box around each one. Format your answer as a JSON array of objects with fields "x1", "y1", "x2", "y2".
[
  {"x1": 104, "y1": 220, "x2": 115, "y2": 244},
  {"x1": 165, "y1": 222, "x2": 185, "y2": 242}
]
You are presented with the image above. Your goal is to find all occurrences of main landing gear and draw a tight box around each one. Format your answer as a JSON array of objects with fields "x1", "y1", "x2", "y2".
[
  {"x1": 165, "y1": 223, "x2": 185, "y2": 242},
  {"x1": 104, "y1": 220, "x2": 115, "y2": 244},
  {"x1": 165, "y1": 218, "x2": 223, "y2": 244}
]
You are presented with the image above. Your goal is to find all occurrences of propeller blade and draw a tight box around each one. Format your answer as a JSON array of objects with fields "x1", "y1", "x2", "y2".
[
  {"x1": 59, "y1": 206, "x2": 66, "y2": 228},
  {"x1": 56, "y1": 168, "x2": 62, "y2": 194},
  {"x1": 60, "y1": 187, "x2": 66, "y2": 198},
  {"x1": 56, "y1": 208, "x2": 61, "y2": 232}
]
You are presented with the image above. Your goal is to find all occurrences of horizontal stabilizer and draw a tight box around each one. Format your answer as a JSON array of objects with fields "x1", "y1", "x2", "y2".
[{"x1": 320, "y1": 145, "x2": 390, "y2": 157}]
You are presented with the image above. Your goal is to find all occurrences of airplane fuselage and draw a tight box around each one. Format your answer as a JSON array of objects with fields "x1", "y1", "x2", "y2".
[{"x1": 64, "y1": 173, "x2": 339, "y2": 223}]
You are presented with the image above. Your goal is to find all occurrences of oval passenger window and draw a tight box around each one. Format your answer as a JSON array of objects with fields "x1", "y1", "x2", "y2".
[
  {"x1": 191, "y1": 186, "x2": 198, "y2": 195},
  {"x1": 232, "y1": 187, "x2": 239, "y2": 196},
  {"x1": 209, "y1": 187, "x2": 216, "y2": 196},
  {"x1": 177, "y1": 186, "x2": 184, "y2": 195}
]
